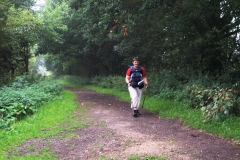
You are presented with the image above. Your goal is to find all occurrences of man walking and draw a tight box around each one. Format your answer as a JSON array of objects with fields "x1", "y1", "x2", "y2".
[{"x1": 125, "y1": 57, "x2": 149, "y2": 117}]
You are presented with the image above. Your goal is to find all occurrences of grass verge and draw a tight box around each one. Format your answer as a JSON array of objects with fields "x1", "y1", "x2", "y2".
[
  {"x1": 8, "y1": 148, "x2": 57, "y2": 160},
  {"x1": 0, "y1": 90, "x2": 85, "y2": 160},
  {"x1": 83, "y1": 85, "x2": 240, "y2": 143}
]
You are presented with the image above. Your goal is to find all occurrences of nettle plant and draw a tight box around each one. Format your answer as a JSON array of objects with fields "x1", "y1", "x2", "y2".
[
  {"x1": 0, "y1": 78, "x2": 63, "y2": 130},
  {"x1": 188, "y1": 85, "x2": 240, "y2": 122}
]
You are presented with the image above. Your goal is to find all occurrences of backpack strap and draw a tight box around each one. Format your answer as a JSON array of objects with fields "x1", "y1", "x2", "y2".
[
  {"x1": 130, "y1": 66, "x2": 143, "y2": 81},
  {"x1": 130, "y1": 66, "x2": 142, "y2": 74}
]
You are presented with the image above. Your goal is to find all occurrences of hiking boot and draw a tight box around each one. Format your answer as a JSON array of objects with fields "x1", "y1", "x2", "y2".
[
  {"x1": 136, "y1": 110, "x2": 141, "y2": 115},
  {"x1": 133, "y1": 110, "x2": 138, "y2": 117}
]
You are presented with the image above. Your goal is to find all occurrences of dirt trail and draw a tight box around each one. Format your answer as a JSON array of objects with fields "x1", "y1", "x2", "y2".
[{"x1": 13, "y1": 87, "x2": 240, "y2": 160}]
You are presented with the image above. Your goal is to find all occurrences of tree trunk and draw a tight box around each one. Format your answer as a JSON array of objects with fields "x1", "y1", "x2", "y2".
[{"x1": 24, "y1": 42, "x2": 29, "y2": 73}]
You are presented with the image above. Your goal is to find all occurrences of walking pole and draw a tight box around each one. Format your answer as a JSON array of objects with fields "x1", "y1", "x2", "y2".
[{"x1": 141, "y1": 87, "x2": 148, "y2": 108}]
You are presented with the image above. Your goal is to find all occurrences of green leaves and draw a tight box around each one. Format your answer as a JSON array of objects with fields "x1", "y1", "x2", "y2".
[
  {"x1": 36, "y1": 0, "x2": 69, "y2": 55},
  {"x1": 0, "y1": 75, "x2": 63, "y2": 130},
  {"x1": 37, "y1": 0, "x2": 239, "y2": 78},
  {"x1": 0, "y1": 1, "x2": 44, "y2": 80},
  {"x1": 189, "y1": 85, "x2": 238, "y2": 122}
]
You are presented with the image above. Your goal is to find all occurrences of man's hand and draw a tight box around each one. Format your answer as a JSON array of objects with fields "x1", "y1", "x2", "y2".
[{"x1": 145, "y1": 84, "x2": 149, "y2": 90}]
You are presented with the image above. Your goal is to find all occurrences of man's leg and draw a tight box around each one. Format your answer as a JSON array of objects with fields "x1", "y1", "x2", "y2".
[
  {"x1": 135, "y1": 88, "x2": 143, "y2": 115},
  {"x1": 128, "y1": 86, "x2": 139, "y2": 117}
]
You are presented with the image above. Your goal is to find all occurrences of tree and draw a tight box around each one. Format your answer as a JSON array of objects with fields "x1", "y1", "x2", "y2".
[
  {"x1": 0, "y1": 0, "x2": 43, "y2": 85},
  {"x1": 4, "y1": 6, "x2": 43, "y2": 73},
  {"x1": 36, "y1": 0, "x2": 240, "y2": 83},
  {"x1": 36, "y1": 0, "x2": 68, "y2": 55}
]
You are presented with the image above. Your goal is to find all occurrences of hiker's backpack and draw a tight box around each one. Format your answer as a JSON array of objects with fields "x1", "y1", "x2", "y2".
[{"x1": 129, "y1": 66, "x2": 144, "y2": 88}]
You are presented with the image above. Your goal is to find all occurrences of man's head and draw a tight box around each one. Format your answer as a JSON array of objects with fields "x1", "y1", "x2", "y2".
[{"x1": 132, "y1": 57, "x2": 139, "y2": 67}]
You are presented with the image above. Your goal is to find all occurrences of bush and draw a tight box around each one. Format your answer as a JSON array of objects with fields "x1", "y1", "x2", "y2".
[
  {"x1": 0, "y1": 76, "x2": 63, "y2": 130},
  {"x1": 188, "y1": 84, "x2": 240, "y2": 122},
  {"x1": 90, "y1": 72, "x2": 191, "y2": 104},
  {"x1": 0, "y1": 73, "x2": 15, "y2": 87},
  {"x1": 91, "y1": 75, "x2": 127, "y2": 91}
]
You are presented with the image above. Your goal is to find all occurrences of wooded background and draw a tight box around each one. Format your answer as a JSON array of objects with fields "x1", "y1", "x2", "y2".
[{"x1": 1, "y1": 0, "x2": 240, "y2": 85}]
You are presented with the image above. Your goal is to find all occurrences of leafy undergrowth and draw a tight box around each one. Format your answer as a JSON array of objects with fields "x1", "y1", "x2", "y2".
[
  {"x1": 0, "y1": 90, "x2": 83, "y2": 160},
  {"x1": 188, "y1": 84, "x2": 240, "y2": 122},
  {"x1": 0, "y1": 76, "x2": 63, "y2": 130}
]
